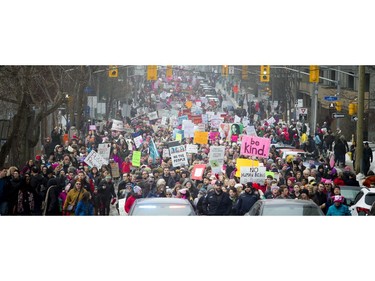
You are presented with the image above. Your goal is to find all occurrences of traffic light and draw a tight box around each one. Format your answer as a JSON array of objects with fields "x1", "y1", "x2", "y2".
[
  {"x1": 260, "y1": 65, "x2": 270, "y2": 82},
  {"x1": 108, "y1": 65, "x2": 118, "y2": 78},
  {"x1": 222, "y1": 65, "x2": 228, "y2": 77},
  {"x1": 166, "y1": 65, "x2": 173, "y2": 78},
  {"x1": 147, "y1": 65, "x2": 158, "y2": 80},
  {"x1": 348, "y1": 103, "x2": 357, "y2": 115},
  {"x1": 242, "y1": 65, "x2": 248, "y2": 80},
  {"x1": 335, "y1": 101, "x2": 342, "y2": 112},
  {"x1": 309, "y1": 65, "x2": 319, "y2": 83}
]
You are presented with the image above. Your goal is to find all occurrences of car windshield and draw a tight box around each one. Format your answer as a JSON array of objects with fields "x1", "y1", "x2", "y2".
[
  {"x1": 340, "y1": 188, "x2": 361, "y2": 201},
  {"x1": 131, "y1": 204, "x2": 194, "y2": 216},
  {"x1": 262, "y1": 204, "x2": 322, "y2": 216}
]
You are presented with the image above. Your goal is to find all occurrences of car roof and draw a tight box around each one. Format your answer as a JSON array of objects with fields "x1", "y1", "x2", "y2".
[
  {"x1": 133, "y1": 198, "x2": 191, "y2": 205},
  {"x1": 258, "y1": 199, "x2": 318, "y2": 206},
  {"x1": 339, "y1": 185, "x2": 362, "y2": 190}
]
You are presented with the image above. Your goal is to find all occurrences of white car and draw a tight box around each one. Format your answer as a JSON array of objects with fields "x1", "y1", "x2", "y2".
[{"x1": 349, "y1": 187, "x2": 375, "y2": 215}]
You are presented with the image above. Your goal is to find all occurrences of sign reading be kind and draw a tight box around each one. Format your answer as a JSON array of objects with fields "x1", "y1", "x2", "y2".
[{"x1": 240, "y1": 135, "x2": 271, "y2": 158}]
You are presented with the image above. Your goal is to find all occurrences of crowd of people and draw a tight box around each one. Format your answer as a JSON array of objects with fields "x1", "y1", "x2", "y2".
[{"x1": 0, "y1": 70, "x2": 374, "y2": 216}]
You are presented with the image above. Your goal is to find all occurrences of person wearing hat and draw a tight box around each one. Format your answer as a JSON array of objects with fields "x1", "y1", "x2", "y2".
[
  {"x1": 125, "y1": 185, "x2": 143, "y2": 214},
  {"x1": 299, "y1": 188, "x2": 310, "y2": 200},
  {"x1": 97, "y1": 175, "x2": 116, "y2": 215},
  {"x1": 236, "y1": 182, "x2": 260, "y2": 215},
  {"x1": 266, "y1": 185, "x2": 280, "y2": 199},
  {"x1": 326, "y1": 195, "x2": 351, "y2": 216},
  {"x1": 202, "y1": 180, "x2": 232, "y2": 215}
]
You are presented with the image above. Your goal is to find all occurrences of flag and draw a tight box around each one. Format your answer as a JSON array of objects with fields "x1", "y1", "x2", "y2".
[{"x1": 149, "y1": 137, "x2": 160, "y2": 163}]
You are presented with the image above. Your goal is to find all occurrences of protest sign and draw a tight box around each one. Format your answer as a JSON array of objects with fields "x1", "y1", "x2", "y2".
[
  {"x1": 148, "y1": 111, "x2": 158, "y2": 120},
  {"x1": 169, "y1": 145, "x2": 188, "y2": 167},
  {"x1": 186, "y1": 144, "x2": 198, "y2": 154},
  {"x1": 111, "y1": 119, "x2": 124, "y2": 131},
  {"x1": 245, "y1": 126, "x2": 257, "y2": 136},
  {"x1": 133, "y1": 135, "x2": 144, "y2": 148},
  {"x1": 132, "y1": 151, "x2": 141, "y2": 167},
  {"x1": 209, "y1": 131, "x2": 220, "y2": 141},
  {"x1": 98, "y1": 143, "x2": 111, "y2": 163},
  {"x1": 84, "y1": 150, "x2": 108, "y2": 169},
  {"x1": 240, "y1": 135, "x2": 271, "y2": 158},
  {"x1": 235, "y1": 158, "x2": 259, "y2": 177},
  {"x1": 161, "y1": 116, "x2": 168, "y2": 125},
  {"x1": 209, "y1": 146, "x2": 225, "y2": 174},
  {"x1": 240, "y1": 166, "x2": 267, "y2": 184},
  {"x1": 163, "y1": 148, "x2": 170, "y2": 158},
  {"x1": 110, "y1": 162, "x2": 120, "y2": 178},
  {"x1": 191, "y1": 164, "x2": 206, "y2": 180},
  {"x1": 185, "y1": 100, "x2": 193, "y2": 109},
  {"x1": 194, "y1": 131, "x2": 208, "y2": 144},
  {"x1": 176, "y1": 133, "x2": 182, "y2": 142},
  {"x1": 89, "y1": 125, "x2": 96, "y2": 131}
]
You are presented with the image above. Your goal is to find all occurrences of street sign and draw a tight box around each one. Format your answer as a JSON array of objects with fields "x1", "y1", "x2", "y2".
[
  {"x1": 332, "y1": 113, "x2": 345, "y2": 118},
  {"x1": 297, "y1": 99, "x2": 303, "y2": 108},
  {"x1": 329, "y1": 102, "x2": 335, "y2": 108},
  {"x1": 324, "y1": 96, "x2": 338, "y2": 101},
  {"x1": 351, "y1": 116, "x2": 358, "y2": 122}
]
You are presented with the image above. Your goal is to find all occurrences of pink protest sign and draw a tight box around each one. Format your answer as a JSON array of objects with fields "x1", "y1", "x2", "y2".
[
  {"x1": 240, "y1": 135, "x2": 271, "y2": 158},
  {"x1": 209, "y1": 131, "x2": 220, "y2": 141}
]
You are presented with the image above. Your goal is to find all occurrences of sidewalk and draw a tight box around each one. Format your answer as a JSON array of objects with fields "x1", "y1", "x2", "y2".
[{"x1": 216, "y1": 82, "x2": 239, "y2": 108}]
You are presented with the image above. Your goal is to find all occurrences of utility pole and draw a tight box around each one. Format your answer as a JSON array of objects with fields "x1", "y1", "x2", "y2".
[
  {"x1": 336, "y1": 66, "x2": 341, "y2": 129},
  {"x1": 310, "y1": 82, "x2": 318, "y2": 135},
  {"x1": 355, "y1": 65, "x2": 365, "y2": 174}
]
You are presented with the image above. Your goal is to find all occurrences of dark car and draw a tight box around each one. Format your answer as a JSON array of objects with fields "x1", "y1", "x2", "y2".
[
  {"x1": 245, "y1": 199, "x2": 324, "y2": 216},
  {"x1": 339, "y1": 185, "x2": 362, "y2": 206},
  {"x1": 128, "y1": 198, "x2": 196, "y2": 216}
]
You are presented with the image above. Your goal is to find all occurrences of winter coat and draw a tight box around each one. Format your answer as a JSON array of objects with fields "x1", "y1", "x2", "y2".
[
  {"x1": 202, "y1": 190, "x2": 232, "y2": 216},
  {"x1": 74, "y1": 201, "x2": 94, "y2": 216},
  {"x1": 236, "y1": 191, "x2": 259, "y2": 215},
  {"x1": 326, "y1": 204, "x2": 351, "y2": 216}
]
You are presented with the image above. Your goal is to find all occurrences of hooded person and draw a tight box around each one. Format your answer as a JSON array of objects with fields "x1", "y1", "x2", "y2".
[
  {"x1": 235, "y1": 182, "x2": 260, "y2": 215},
  {"x1": 43, "y1": 178, "x2": 62, "y2": 215}
]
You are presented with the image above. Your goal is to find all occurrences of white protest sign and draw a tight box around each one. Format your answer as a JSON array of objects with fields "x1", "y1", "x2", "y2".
[
  {"x1": 163, "y1": 148, "x2": 170, "y2": 158},
  {"x1": 111, "y1": 119, "x2": 124, "y2": 131},
  {"x1": 186, "y1": 144, "x2": 198, "y2": 154},
  {"x1": 148, "y1": 111, "x2": 158, "y2": 120},
  {"x1": 84, "y1": 150, "x2": 108, "y2": 168},
  {"x1": 240, "y1": 166, "x2": 267, "y2": 184},
  {"x1": 267, "y1": 116, "x2": 276, "y2": 125},
  {"x1": 98, "y1": 143, "x2": 111, "y2": 161},
  {"x1": 134, "y1": 135, "x2": 144, "y2": 148},
  {"x1": 234, "y1": 115, "x2": 241, "y2": 123},
  {"x1": 209, "y1": 146, "x2": 225, "y2": 174},
  {"x1": 169, "y1": 145, "x2": 188, "y2": 167},
  {"x1": 161, "y1": 116, "x2": 168, "y2": 125},
  {"x1": 246, "y1": 126, "x2": 257, "y2": 136},
  {"x1": 210, "y1": 116, "x2": 224, "y2": 129}
]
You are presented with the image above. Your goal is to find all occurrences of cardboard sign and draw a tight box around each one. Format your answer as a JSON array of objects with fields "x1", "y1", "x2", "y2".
[
  {"x1": 176, "y1": 133, "x2": 182, "y2": 142},
  {"x1": 240, "y1": 166, "x2": 267, "y2": 184},
  {"x1": 185, "y1": 100, "x2": 193, "y2": 109},
  {"x1": 191, "y1": 164, "x2": 206, "y2": 180},
  {"x1": 240, "y1": 135, "x2": 271, "y2": 158},
  {"x1": 235, "y1": 158, "x2": 259, "y2": 177},
  {"x1": 194, "y1": 131, "x2": 208, "y2": 144},
  {"x1": 84, "y1": 150, "x2": 108, "y2": 169},
  {"x1": 132, "y1": 151, "x2": 141, "y2": 167},
  {"x1": 186, "y1": 144, "x2": 198, "y2": 154},
  {"x1": 98, "y1": 143, "x2": 111, "y2": 162},
  {"x1": 110, "y1": 162, "x2": 120, "y2": 178}
]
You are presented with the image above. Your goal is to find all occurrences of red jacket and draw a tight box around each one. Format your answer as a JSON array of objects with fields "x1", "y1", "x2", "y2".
[{"x1": 125, "y1": 195, "x2": 136, "y2": 213}]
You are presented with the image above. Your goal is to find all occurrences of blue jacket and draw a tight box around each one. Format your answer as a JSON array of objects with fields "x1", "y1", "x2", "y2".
[
  {"x1": 75, "y1": 201, "x2": 94, "y2": 216},
  {"x1": 326, "y1": 204, "x2": 351, "y2": 216}
]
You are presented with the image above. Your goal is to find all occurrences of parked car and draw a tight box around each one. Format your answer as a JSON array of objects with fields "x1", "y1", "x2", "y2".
[
  {"x1": 127, "y1": 198, "x2": 196, "y2": 216},
  {"x1": 339, "y1": 185, "x2": 362, "y2": 206},
  {"x1": 349, "y1": 187, "x2": 375, "y2": 215},
  {"x1": 245, "y1": 199, "x2": 324, "y2": 216}
]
